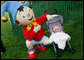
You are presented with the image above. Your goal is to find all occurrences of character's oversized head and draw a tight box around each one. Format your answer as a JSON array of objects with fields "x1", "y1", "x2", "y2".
[
  {"x1": 1, "y1": 1, "x2": 35, "y2": 26},
  {"x1": 16, "y1": 6, "x2": 35, "y2": 26}
]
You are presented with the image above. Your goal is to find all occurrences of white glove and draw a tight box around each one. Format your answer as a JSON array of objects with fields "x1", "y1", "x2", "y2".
[
  {"x1": 33, "y1": 25, "x2": 41, "y2": 33},
  {"x1": 46, "y1": 15, "x2": 53, "y2": 20}
]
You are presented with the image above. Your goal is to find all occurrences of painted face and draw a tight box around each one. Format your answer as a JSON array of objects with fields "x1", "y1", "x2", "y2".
[{"x1": 16, "y1": 6, "x2": 35, "y2": 26}]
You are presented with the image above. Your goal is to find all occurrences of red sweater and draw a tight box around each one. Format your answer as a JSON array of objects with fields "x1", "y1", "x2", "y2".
[{"x1": 23, "y1": 13, "x2": 49, "y2": 42}]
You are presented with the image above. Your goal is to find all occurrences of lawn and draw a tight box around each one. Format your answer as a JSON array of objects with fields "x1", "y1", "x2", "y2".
[
  {"x1": 1, "y1": 17, "x2": 83, "y2": 59},
  {"x1": 1, "y1": 1, "x2": 83, "y2": 59}
]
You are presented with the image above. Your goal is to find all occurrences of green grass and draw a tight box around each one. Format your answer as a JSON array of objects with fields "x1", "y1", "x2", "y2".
[
  {"x1": 1, "y1": 1, "x2": 83, "y2": 59},
  {"x1": 1, "y1": 18, "x2": 83, "y2": 59}
]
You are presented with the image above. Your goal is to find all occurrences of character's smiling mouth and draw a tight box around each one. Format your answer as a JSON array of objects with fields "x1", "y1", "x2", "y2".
[{"x1": 28, "y1": 16, "x2": 33, "y2": 21}]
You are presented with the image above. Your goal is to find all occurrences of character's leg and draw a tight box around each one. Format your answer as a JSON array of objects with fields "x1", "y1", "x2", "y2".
[
  {"x1": 26, "y1": 40, "x2": 37, "y2": 59},
  {"x1": 37, "y1": 36, "x2": 50, "y2": 51}
]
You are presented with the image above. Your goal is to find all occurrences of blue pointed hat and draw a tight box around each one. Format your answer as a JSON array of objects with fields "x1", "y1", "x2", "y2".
[{"x1": 1, "y1": 1, "x2": 29, "y2": 23}]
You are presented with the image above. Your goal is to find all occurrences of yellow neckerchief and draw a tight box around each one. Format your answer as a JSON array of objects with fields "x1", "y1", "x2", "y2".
[{"x1": 26, "y1": 18, "x2": 39, "y2": 31}]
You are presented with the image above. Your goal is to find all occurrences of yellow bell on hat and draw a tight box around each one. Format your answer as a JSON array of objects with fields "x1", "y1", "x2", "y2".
[{"x1": 1, "y1": 16, "x2": 8, "y2": 22}]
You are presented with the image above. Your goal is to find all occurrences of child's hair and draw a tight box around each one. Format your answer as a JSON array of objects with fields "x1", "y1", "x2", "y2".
[{"x1": 53, "y1": 26, "x2": 60, "y2": 32}]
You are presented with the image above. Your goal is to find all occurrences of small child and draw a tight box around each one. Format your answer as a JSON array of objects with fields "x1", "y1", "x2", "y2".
[{"x1": 49, "y1": 26, "x2": 71, "y2": 50}]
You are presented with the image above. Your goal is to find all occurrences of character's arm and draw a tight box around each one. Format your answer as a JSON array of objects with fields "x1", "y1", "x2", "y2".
[{"x1": 36, "y1": 13, "x2": 50, "y2": 24}]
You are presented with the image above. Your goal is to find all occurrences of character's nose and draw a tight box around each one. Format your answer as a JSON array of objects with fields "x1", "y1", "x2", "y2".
[{"x1": 28, "y1": 12, "x2": 30, "y2": 16}]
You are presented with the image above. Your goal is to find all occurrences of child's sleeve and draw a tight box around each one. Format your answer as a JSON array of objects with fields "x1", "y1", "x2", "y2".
[
  {"x1": 36, "y1": 13, "x2": 50, "y2": 25},
  {"x1": 23, "y1": 27, "x2": 36, "y2": 41}
]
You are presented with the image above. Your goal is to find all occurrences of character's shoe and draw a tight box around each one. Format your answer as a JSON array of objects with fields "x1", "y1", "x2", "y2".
[
  {"x1": 37, "y1": 44, "x2": 47, "y2": 52},
  {"x1": 28, "y1": 48, "x2": 37, "y2": 59}
]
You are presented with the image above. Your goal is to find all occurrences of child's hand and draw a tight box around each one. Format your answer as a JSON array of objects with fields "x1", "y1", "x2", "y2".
[
  {"x1": 33, "y1": 25, "x2": 41, "y2": 33},
  {"x1": 46, "y1": 15, "x2": 53, "y2": 20}
]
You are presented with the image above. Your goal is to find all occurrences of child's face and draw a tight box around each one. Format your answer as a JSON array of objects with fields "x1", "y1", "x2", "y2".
[
  {"x1": 16, "y1": 6, "x2": 35, "y2": 26},
  {"x1": 54, "y1": 28, "x2": 60, "y2": 33}
]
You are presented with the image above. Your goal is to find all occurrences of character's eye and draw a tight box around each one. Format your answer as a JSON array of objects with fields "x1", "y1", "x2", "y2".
[
  {"x1": 26, "y1": 7, "x2": 30, "y2": 12},
  {"x1": 20, "y1": 14, "x2": 25, "y2": 18}
]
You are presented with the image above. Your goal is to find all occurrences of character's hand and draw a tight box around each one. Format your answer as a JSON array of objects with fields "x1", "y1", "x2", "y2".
[
  {"x1": 33, "y1": 25, "x2": 41, "y2": 33},
  {"x1": 46, "y1": 15, "x2": 53, "y2": 20}
]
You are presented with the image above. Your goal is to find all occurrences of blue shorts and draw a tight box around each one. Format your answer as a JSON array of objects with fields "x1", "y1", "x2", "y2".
[{"x1": 32, "y1": 36, "x2": 48, "y2": 44}]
